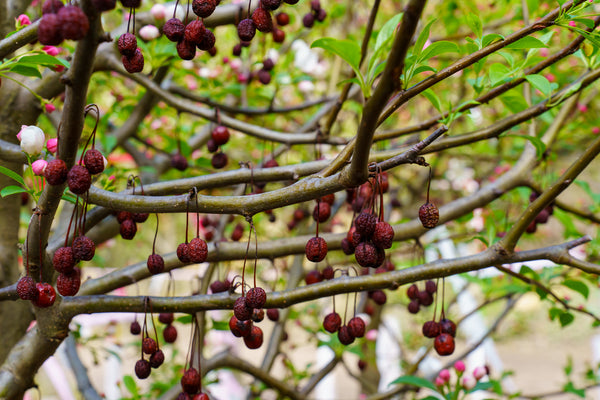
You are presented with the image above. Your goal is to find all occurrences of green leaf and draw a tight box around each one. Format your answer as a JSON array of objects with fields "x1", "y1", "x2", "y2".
[
  {"x1": 9, "y1": 64, "x2": 41, "y2": 78},
  {"x1": 0, "y1": 165, "x2": 25, "y2": 186},
  {"x1": 422, "y1": 89, "x2": 442, "y2": 113},
  {"x1": 499, "y1": 92, "x2": 529, "y2": 113},
  {"x1": 549, "y1": 307, "x2": 562, "y2": 320},
  {"x1": 563, "y1": 279, "x2": 589, "y2": 299},
  {"x1": 468, "y1": 381, "x2": 494, "y2": 393},
  {"x1": 420, "y1": 41, "x2": 460, "y2": 61},
  {"x1": 412, "y1": 65, "x2": 436, "y2": 76},
  {"x1": 374, "y1": 12, "x2": 403, "y2": 55},
  {"x1": 466, "y1": 13, "x2": 483, "y2": 39},
  {"x1": 563, "y1": 381, "x2": 586, "y2": 398},
  {"x1": 211, "y1": 319, "x2": 229, "y2": 330},
  {"x1": 571, "y1": 17, "x2": 595, "y2": 29},
  {"x1": 482, "y1": 33, "x2": 504, "y2": 47},
  {"x1": 505, "y1": 36, "x2": 549, "y2": 49},
  {"x1": 0, "y1": 185, "x2": 27, "y2": 198},
  {"x1": 489, "y1": 63, "x2": 511, "y2": 86},
  {"x1": 311, "y1": 38, "x2": 360, "y2": 71},
  {"x1": 525, "y1": 74, "x2": 552, "y2": 97},
  {"x1": 17, "y1": 54, "x2": 69, "y2": 68},
  {"x1": 122, "y1": 375, "x2": 138, "y2": 396},
  {"x1": 502, "y1": 134, "x2": 547, "y2": 160},
  {"x1": 388, "y1": 375, "x2": 438, "y2": 392},
  {"x1": 559, "y1": 311, "x2": 575, "y2": 327},
  {"x1": 413, "y1": 19, "x2": 436, "y2": 59},
  {"x1": 519, "y1": 265, "x2": 540, "y2": 280}
]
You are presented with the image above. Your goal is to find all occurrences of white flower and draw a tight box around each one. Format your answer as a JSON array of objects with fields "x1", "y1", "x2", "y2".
[
  {"x1": 139, "y1": 25, "x2": 160, "y2": 41},
  {"x1": 150, "y1": 4, "x2": 166, "y2": 20},
  {"x1": 19, "y1": 125, "x2": 45, "y2": 155}
]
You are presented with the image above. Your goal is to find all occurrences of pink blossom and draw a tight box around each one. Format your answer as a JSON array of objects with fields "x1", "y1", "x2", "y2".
[
  {"x1": 150, "y1": 4, "x2": 166, "y2": 20},
  {"x1": 45, "y1": 103, "x2": 56, "y2": 113},
  {"x1": 592, "y1": 127, "x2": 600, "y2": 134},
  {"x1": 435, "y1": 376, "x2": 445, "y2": 386},
  {"x1": 462, "y1": 376, "x2": 476, "y2": 390},
  {"x1": 454, "y1": 360, "x2": 466, "y2": 373},
  {"x1": 17, "y1": 14, "x2": 31, "y2": 26},
  {"x1": 539, "y1": 48, "x2": 549, "y2": 57},
  {"x1": 53, "y1": 64, "x2": 65, "y2": 73},
  {"x1": 473, "y1": 366, "x2": 487, "y2": 380},
  {"x1": 544, "y1": 73, "x2": 555, "y2": 82},
  {"x1": 438, "y1": 369, "x2": 451, "y2": 382},
  {"x1": 578, "y1": 103, "x2": 588, "y2": 113},
  {"x1": 568, "y1": 21, "x2": 576, "y2": 27},
  {"x1": 46, "y1": 138, "x2": 58, "y2": 154},
  {"x1": 365, "y1": 329, "x2": 378, "y2": 341},
  {"x1": 42, "y1": 46, "x2": 60, "y2": 56},
  {"x1": 32, "y1": 159, "x2": 48, "y2": 176}
]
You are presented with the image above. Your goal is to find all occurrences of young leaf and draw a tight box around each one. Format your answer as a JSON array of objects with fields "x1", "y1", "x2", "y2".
[
  {"x1": 525, "y1": 74, "x2": 552, "y2": 98},
  {"x1": 563, "y1": 279, "x2": 589, "y2": 299},
  {"x1": 413, "y1": 19, "x2": 437, "y2": 59},
  {"x1": 559, "y1": 311, "x2": 575, "y2": 327},
  {"x1": 502, "y1": 134, "x2": 547, "y2": 160},
  {"x1": 0, "y1": 165, "x2": 25, "y2": 186},
  {"x1": 505, "y1": 36, "x2": 549, "y2": 49},
  {"x1": 0, "y1": 185, "x2": 28, "y2": 198},
  {"x1": 420, "y1": 41, "x2": 460, "y2": 61},
  {"x1": 122, "y1": 375, "x2": 139, "y2": 396},
  {"x1": 482, "y1": 33, "x2": 504, "y2": 47},
  {"x1": 422, "y1": 89, "x2": 442, "y2": 113},
  {"x1": 374, "y1": 12, "x2": 403, "y2": 54},
  {"x1": 388, "y1": 375, "x2": 438, "y2": 392},
  {"x1": 488, "y1": 63, "x2": 512, "y2": 87},
  {"x1": 311, "y1": 38, "x2": 361, "y2": 71},
  {"x1": 466, "y1": 13, "x2": 483, "y2": 39},
  {"x1": 17, "y1": 54, "x2": 69, "y2": 68},
  {"x1": 9, "y1": 64, "x2": 42, "y2": 79}
]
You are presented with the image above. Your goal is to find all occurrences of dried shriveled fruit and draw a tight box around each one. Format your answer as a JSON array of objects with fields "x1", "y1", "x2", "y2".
[
  {"x1": 163, "y1": 324, "x2": 178, "y2": 342},
  {"x1": 72, "y1": 235, "x2": 95, "y2": 261},
  {"x1": 83, "y1": 149, "x2": 105, "y2": 174},
  {"x1": 323, "y1": 312, "x2": 341, "y2": 333},
  {"x1": 58, "y1": 6, "x2": 89, "y2": 40},
  {"x1": 147, "y1": 253, "x2": 165, "y2": 274},
  {"x1": 122, "y1": 49, "x2": 145, "y2": 73},
  {"x1": 337, "y1": 325, "x2": 355, "y2": 345},
  {"x1": 192, "y1": 0, "x2": 217, "y2": 18},
  {"x1": 118, "y1": 32, "x2": 138, "y2": 57},
  {"x1": 252, "y1": 7, "x2": 273, "y2": 33},
  {"x1": 245, "y1": 287, "x2": 267, "y2": 309},
  {"x1": 56, "y1": 267, "x2": 81, "y2": 296},
  {"x1": 53, "y1": 246, "x2": 76, "y2": 273},
  {"x1": 164, "y1": 18, "x2": 185, "y2": 42},
  {"x1": 44, "y1": 159, "x2": 68, "y2": 185},
  {"x1": 188, "y1": 237, "x2": 208, "y2": 263},
  {"x1": 243, "y1": 325, "x2": 264, "y2": 349},
  {"x1": 305, "y1": 236, "x2": 328, "y2": 262},
  {"x1": 17, "y1": 276, "x2": 38, "y2": 300},
  {"x1": 233, "y1": 296, "x2": 252, "y2": 321},
  {"x1": 181, "y1": 367, "x2": 201, "y2": 394},
  {"x1": 135, "y1": 359, "x2": 151, "y2": 379},
  {"x1": 419, "y1": 202, "x2": 439, "y2": 229},
  {"x1": 237, "y1": 18, "x2": 256, "y2": 41}
]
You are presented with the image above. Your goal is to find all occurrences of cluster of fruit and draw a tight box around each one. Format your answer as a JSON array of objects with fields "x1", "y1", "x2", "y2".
[
  {"x1": 525, "y1": 191, "x2": 554, "y2": 234},
  {"x1": 406, "y1": 281, "x2": 436, "y2": 314},
  {"x1": 16, "y1": 276, "x2": 56, "y2": 307},
  {"x1": 230, "y1": 286, "x2": 267, "y2": 349},
  {"x1": 304, "y1": 194, "x2": 335, "y2": 263},
  {"x1": 177, "y1": 368, "x2": 209, "y2": 399},
  {"x1": 38, "y1": 0, "x2": 90, "y2": 46},
  {"x1": 206, "y1": 125, "x2": 230, "y2": 169},
  {"x1": 115, "y1": 196, "x2": 150, "y2": 240},
  {"x1": 133, "y1": 309, "x2": 165, "y2": 379},
  {"x1": 301, "y1": 0, "x2": 327, "y2": 28},
  {"x1": 323, "y1": 311, "x2": 366, "y2": 346}
]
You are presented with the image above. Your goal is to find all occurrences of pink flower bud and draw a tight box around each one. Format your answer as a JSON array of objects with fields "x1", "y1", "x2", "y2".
[
  {"x1": 473, "y1": 366, "x2": 487, "y2": 380},
  {"x1": 42, "y1": 46, "x2": 60, "y2": 56},
  {"x1": 365, "y1": 329, "x2": 378, "y2": 341},
  {"x1": 298, "y1": 80, "x2": 315, "y2": 93},
  {"x1": 568, "y1": 21, "x2": 576, "y2": 27},
  {"x1": 578, "y1": 103, "x2": 588, "y2": 113},
  {"x1": 438, "y1": 369, "x2": 450, "y2": 382},
  {"x1": 44, "y1": 103, "x2": 56, "y2": 113},
  {"x1": 454, "y1": 360, "x2": 465, "y2": 373},
  {"x1": 592, "y1": 127, "x2": 600, "y2": 134},
  {"x1": 434, "y1": 376, "x2": 445, "y2": 387},
  {"x1": 32, "y1": 159, "x2": 48, "y2": 176},
  {"x1": 46, "y1": 138, "x2": 58, "y2": 154},
  {"x1": 17, "y1": 14, "x2": 31, "y2": 26},
  {"x1": 150, "y1": 4, "x2": 166, "y2": 20},
  {"x1": 139, "y1": 25, "x2": 160, "y2": 41},
  {"x1": 462, "y1": 376, "x2": 476, "y2": 390}
]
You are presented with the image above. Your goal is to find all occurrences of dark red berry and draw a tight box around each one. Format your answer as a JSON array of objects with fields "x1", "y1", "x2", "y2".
[
  {"x1": 118, "y1": 32, "x2": 137, "y2": 57},
  {"x1": 229, "y1": 315, "x2": 253, "y2": 337},
  {"x1": 177, "y1": 242, "x2": 191, "y2": 263},
  {"x1": 237, "y1": 18, "x2": 256, "y2": 41},
  {"x1": 17, "y1": 276, "x2": 38, "y2": 300},
  {"x1": 185, "y1": 20, "x2": 206, "y2": 45},
  {"x1": 164, "y1": 18, "x2": 186, "y2": 42},
  {"x1": 422, "y1": 320, "x2": 440, "y2": 338},
  {"x1": 257, "y1": 69, "x2": 271, "y2": 85},
  {"x1": 322, "y1": 265, "x2": 334, "y2": 280},
  {"x1": 120, "y1": 219, "x2": 137, "y2": 240},
  {"x1": 419, "y1": 202, "x2": 439, "y2": 229},
  {"x1": 355, "y1": 242, "x2": 379, "y2": 268},
  {"x1": 211, "y1": 152, "x2": 228, "y2": 169},
  {"x1": 312, "y1": 202, "x2": 331, "y2": 223},
  {"x1": 370, "y1": 290, "x2": 387, "y2": 306},
  {"x1": 142, "y1": 337, "x2": 158, "y2": 355},
  {"x1": 341, "y1": 238, "x2": 355, "y2": 255},
  {"x1": 305, "y1": 236, "x2": 328, "y2": 262},
  {"x1": 305, "y1": 269, "x2": 323, "y2": 285},
  {"x1": 147, "y1": 253, "x2": 165, "y2": 275},
  {"x1": 439, "y1": 318, "x2": 457, "y2": 337},
  {"x1": 67, "y1": 165, "x2": 92, "y2": 194},
  {"x1": 252, "y1": 7, "x2": 273, "y2": 33},
  {"x1": 211, "y1": 125, "x2": 230, "y2": 146},
  {"x1": 122, "y1": 49, "x2": 145, "y2": 73},
  {"x1": 316, "y1": 8, "x2": 327, "y2": 22},
  {"x1": 372, "y1": 221, "x2": 394, "y2": 249},
  {"x1": 418, "y1": 290, "x2": 433, "y2": 306},
  {"x1": 197, "y1": 29, "x2": 216, "y2": 51},
  {"x1": 275, "y1": 12, "x2": 289, "y2": 25},
  {"x1": 251, "y1": 308, "x2": 265, "y2": 322},
  {"x1": 158, "y1": 313, "x2": 174, "y2": 325},
  {"x1": 262, "y1": 58, "x2": 275, "y2": 72},
  {"x1": 149, "y1": 349, "x2": 165, "y2": 368},
  {"x1": 338, "y1": 325, "x2": 355, "y2": 345},
  {"x1": 535, "y1": 208, "x2": 550, "y2": 224},
  {"x1": 272, "y1": 28, "x2": 285, "y2": 43},
  {"x1": 192, "y1": 0, "x2": 217, "y2": 18},
  {"x1": 245, "y1": 287, "x2": 267, "y2": 309},
  {"x1": 53, "y1": 246, "x2": 76, "y2": 273},
  {"x1": 177, "y1": 393, "x2": 191, "y2": 400},
  {"x1": 38, "y1": 14, "x2": 63, "y2": 45},
  {"x1": 355, "y1": 212, "x2": 377, "y2": 238},
  {"x1": 302, "y1": 13, "x2": 315, "y2": 28},
  {"x1": 116, "y1": 211, "x2": 133, "y2": 224},
  {"x1": 130, "y1": 320, "x2": 141, "y2": 335},
  {"x1": 243, "y1": 325, "x2": 264, "y2": 349},
  {"x1": 358, "y1": 359, "x2": 367, "y2": 371},
  {"x1": 42, "y1": 0, "x2": 64, "y2": 14},
  {"x1": 58, "y1": 6, "x2": 89, "y2": 40},
  {"x1": 407, "y1": 299, "x2": 420, "y2": 314},
  {"x1": 348, "y1": 316, "x2": 365, "y2": 338},
  {"x1": 210, "y1": 279, "x2": 231, "y2": 293},
  {"x1": 262, "y1": 0, "x2": 281, "y2": 10},
  {"x1": 310, "y1": 0, "x2": 321, "y2": 12},
  {"x1": 188, "y1": 237, "x2": 208, "y2": 263},
  {"x1": 266, "y1": 308, "x2": 279, "y2": 321},
  {"x1": 44, "y1": 159, "x2": 68, "y2": 185},
  {"x1": 323, "y1": 312, "x2": 341, "y2": 333},
  {"x1": 91, "y1": 0, "x2": 116, "y2": 12},
  {"x1": 135, "y1": 359, "x2": 151, "y2": 379},
  {"x1": 32, "y1": 282, "x2": 56, "y2": 307},
  {"x1": 234, "y1": 296, "x2": 252, "y2": 321},
  {"x1": 425, "y1": 280, "x2": 437, "y2": 294},
  {"x1": 163, "y1": 324, "x2": 178, "y2": 342},
  {"x1": 56, "y1": 267, "x2": 81, "y2": 296},
  {"x1": 320, "y1": 193, "x2": 335, "y2": 205},
  {"x1": 72, "y1": 235, "x2": 95, "y2": 261},
  {"x1": 434, "y1": 333, "x2": 455, "y2": 356},
  {"x1": 232, "y1": 43, "x2": 242, "y2": 56},
  {"x1": 194, "y1": 393, "x2": 209, "y2": 400},
  {"x1": 83, "y1": 149, "x2": 105, "y2": 174},
  {"x1": 132, "y1": 212, "x2": 149, "y2": 223},
  {"x1": 407, "y1": 284, "x2": 419, "y2": 300}
]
